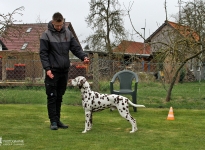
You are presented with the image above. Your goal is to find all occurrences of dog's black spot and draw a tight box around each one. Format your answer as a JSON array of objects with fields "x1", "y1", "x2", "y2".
[{"x1": 95, "y1": 93, "x2": 99, "y2": 98}]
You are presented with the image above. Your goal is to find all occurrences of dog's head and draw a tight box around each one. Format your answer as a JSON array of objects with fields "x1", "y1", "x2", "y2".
[{"x1": 70, "y1": 76, "x2": 87, "y2": 89}]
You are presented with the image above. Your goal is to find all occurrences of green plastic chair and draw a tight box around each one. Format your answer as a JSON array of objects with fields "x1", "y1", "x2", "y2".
[{"x1": 110, "y1": 70, "x2": 138, "y2": 112}]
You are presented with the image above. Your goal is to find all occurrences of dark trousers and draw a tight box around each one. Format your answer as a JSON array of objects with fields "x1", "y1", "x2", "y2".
[{"x1": 45, "y1": 71, "x2": 68, "y2": 123}]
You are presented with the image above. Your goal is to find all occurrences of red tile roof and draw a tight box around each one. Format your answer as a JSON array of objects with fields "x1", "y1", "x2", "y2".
[
  {"x1": 146, "y1": 20, "x2": 199, "y2": 42},
  {"x1": 168, "y1": 21, "x2": 199, "y2": 41},
  {"x1": 0, "y1": 22, "x2": 80, "y2": 52},
  {"x1": 113, "y1": 40, "x2": 151, "y2": 55}
]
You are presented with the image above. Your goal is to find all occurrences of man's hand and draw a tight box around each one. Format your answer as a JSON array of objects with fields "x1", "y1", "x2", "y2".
[{"x1": 47, "y1": 70, "x2": 54, "y2": 79}]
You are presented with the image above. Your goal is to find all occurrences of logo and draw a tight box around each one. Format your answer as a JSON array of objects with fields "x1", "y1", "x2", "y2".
[
  {"x1": 0, "y1": 136, "x2": 2, "y2": 146},
  {"x1": 0, "y1": 136, "x2": 24, "y2": 146}
]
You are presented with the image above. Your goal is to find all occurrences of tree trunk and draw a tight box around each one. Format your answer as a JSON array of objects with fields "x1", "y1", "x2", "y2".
[
  {"x1": 166, "y1": 63, "x2": 185, "y2": 102},
  {"x1": 165, "y1": 50, "x2": 204, "y2": 102},
  {"x1": 106, "y1": 0, "x2": 111, "y2": 53}
]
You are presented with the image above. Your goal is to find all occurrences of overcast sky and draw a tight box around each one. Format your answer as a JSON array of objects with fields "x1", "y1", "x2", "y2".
[{"x1": 1, "y1": 0, "x2": 188, "y2": 47}]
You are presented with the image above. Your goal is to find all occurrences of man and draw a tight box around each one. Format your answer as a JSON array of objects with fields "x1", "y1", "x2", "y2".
[{"x1": 39, "y1": 12, "x2": 89, "y2": 130}]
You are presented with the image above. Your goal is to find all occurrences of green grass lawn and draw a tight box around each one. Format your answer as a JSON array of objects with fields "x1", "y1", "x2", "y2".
[
  {"x1": 0, "y1": 81, "x2": 205, "y2": 149},
  {"x1": 0, "y1": 104, "x2": 205, "y2": 150},
  {"x1": 1, "y1": 81, "x2": 205, "y2": 109}
]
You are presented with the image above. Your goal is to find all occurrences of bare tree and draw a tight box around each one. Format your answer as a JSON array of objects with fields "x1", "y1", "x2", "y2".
[
  {"x1": 163, "y1": 0, "x2": 205, "y2": 101},
  {"x1": 0, "y1": 6, "x2": 24, "y2": 41},
  {"x1": 127, "y1": 0, "x2": 205, "y2": 102},
  {"x1": 84, "y1": 0, "x2": 127, "y2": 53}
]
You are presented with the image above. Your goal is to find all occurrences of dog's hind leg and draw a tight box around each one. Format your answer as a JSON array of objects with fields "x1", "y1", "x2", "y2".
[
  {"x1": 117, "y1": 109, "x2": 138, "y2": 133},
  {"x1": 128, "y1": 115, "x2": 138, "y2": 133},
  {"x1": 82, "y1": 111, "x2": 92, "y2": 133}
]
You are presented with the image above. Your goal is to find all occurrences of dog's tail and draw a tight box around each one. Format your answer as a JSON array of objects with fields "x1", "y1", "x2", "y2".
[{"x1": 128, "y1": 100, "x2": 145, "y2": 108}]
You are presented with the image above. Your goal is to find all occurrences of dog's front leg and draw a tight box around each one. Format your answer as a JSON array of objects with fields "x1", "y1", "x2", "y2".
[
  {"x1": 87, "y1": 112, "x2": 92, "y2": 131},
  {"x1": 82, "y1": 111, "x2": 91, "y2": 133}
]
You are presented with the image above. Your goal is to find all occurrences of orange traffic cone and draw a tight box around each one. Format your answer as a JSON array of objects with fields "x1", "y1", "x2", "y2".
[{"x1": 167, "y1": 107, "x2": 174, "y2": 120}]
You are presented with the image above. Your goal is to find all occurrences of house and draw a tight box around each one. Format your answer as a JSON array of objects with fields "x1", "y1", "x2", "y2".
[
  {"x1": 84, "y1": 40, "x2": 154, "y2": 74},
  {"x1": 0, "y1": 22, "x2": 81, "y2": 52},
  {"x1": 113, "y1": 40, "x2": 153, "y2": 72},
  {"x1": 145, "y1": 20, "x2": 200, "y2": 82},
  {"x1": 0, "y1": 22, "x2": 85, "y2": 81},
  {"x1": 113, "y1": 40, "x2": 151, "y2": 59}
]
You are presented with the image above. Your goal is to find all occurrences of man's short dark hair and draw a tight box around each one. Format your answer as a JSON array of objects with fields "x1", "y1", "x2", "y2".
[{"x1": 52, "y1": 12, "x2": 64, "y2": 22}]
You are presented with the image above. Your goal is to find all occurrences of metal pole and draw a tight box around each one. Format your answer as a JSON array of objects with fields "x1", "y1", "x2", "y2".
[{"x1": 141, "y1": 28, "x2": 145, "y2": 54}]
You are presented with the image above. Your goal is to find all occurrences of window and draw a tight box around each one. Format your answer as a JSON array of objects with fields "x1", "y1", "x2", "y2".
[{"x1": 21, "y1": 43, "x2": 28, "y2": 50}]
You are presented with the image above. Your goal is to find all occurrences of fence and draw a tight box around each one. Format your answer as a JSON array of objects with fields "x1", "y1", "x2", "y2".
[{"x1": 0, "y1": 57, "x2": 204, "y2": 91}]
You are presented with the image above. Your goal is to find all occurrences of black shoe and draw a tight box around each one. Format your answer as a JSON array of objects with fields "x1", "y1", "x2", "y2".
[
  {"x1": 50, "y1": 122, "x2": 58, "y2": 130},
  {"x1": 57, "y1": 121, "x2": 68, "y2": 129}
]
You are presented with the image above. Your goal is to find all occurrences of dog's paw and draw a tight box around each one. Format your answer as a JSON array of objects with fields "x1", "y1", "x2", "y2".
[
  {"x1": 87, "y1": 125, "x2": 92, "y2": 131},
  {"x1": 87, "y1": 128, "x2": 92, "y2": 131},
  {"x1": 110, "y1": 106, "x2": 116, "y2": 111},
  {"x1": 130, "y1": 128, "x2": 138, "y2": 133},
  {"x1": 82, "y1": 130, "x2": 87, "y2": 133},
  {"x1": 130, "y1": 130, "x2": 136, "y2": 133}
]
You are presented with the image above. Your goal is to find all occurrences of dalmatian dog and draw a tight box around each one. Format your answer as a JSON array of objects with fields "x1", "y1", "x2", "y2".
[{"x1": 70, "y1": 76, "x2": 145, "y2": 133}]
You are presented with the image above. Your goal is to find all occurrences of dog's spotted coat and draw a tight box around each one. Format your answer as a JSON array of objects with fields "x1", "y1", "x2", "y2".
[{"x1": 70, "y1": 76, "x2": 145, "y2": 133}]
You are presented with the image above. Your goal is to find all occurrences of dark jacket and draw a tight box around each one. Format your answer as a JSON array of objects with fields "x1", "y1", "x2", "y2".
[{"x1": 39, "y1": 21, "x2": 87, "y2": 72}]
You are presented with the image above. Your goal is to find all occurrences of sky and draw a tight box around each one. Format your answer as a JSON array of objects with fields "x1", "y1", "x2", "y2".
[{"x1": 1, "y1": 0, "x2": 188, "y2": 48}]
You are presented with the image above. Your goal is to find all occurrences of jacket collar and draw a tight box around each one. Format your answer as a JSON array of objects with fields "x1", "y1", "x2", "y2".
[{"x1": 48, "y1": 21, "x2": 66, "y2": 33}]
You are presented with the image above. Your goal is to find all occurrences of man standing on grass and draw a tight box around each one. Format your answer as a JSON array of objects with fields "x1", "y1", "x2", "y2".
[{"x1": 39, "y1": 12, "x2": 89, "y2": 130}]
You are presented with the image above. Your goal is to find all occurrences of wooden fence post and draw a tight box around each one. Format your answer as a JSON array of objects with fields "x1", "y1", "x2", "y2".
[
  {"x1": 92, "y1": 53, "x2": 99, "y2": 92},
  {"x1": 2, "y1": 58, "x2": 6, "y2": 81}
]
